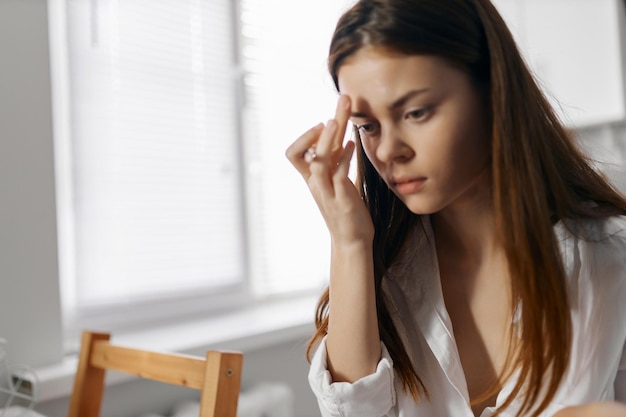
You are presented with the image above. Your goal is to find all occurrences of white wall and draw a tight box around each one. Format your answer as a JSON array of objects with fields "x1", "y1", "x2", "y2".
[
  {"x1": 0, "y1": 0, "x2": 64, "y2": 369},
  {"x1": 577, "y1": 122, "x2": 626, "y2": 192}
]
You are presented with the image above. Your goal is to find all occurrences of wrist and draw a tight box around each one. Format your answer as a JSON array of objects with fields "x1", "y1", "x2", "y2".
[{"x1": 331, "y1": 238, "x2": 373, "y2": 255}]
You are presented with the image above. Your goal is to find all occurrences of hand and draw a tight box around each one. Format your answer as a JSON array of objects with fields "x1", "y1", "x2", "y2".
[
  {"x1": 555, "y1": 402, "x2": 626, "y2": 417},
  {"x1": 285, "y1": 95, "x2": 374, "y2": 245}
]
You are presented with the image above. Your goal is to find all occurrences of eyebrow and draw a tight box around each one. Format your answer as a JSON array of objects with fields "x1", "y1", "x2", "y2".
[{"x1": 350, "y1": 88, "x2": 431, "y2": 118}]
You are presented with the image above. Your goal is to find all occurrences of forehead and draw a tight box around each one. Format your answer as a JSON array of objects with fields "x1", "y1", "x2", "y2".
[{"x1": 337, "y1": 47, "x2": 466, "y2": 106}]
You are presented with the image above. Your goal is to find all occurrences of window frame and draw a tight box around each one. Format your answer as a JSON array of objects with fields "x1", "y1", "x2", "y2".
[
  {"x1": 50, "y1": 0, "x2": 351, "y2": 353},
  {"x1": 50, "y1": 0, "x2": 264, "y2": 350}
]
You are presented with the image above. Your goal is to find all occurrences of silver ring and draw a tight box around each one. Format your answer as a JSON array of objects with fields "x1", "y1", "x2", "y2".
[{"x1": 303, "y1": 147, "x2": 317, "y2": 163}]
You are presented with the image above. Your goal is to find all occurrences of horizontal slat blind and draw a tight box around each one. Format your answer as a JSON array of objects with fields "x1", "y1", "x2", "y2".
[{"x1": 65, "y1": 0, "x2": 244, "y2": 307}]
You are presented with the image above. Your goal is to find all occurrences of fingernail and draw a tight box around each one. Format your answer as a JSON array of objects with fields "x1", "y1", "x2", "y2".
[{"x1": 338, "y1": 95, "x2": 349, "y2": 109}]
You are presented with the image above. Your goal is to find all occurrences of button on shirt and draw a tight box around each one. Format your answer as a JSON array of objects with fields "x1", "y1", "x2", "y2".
[{"x1": 308, "y1": 215, "x2": 626, "y2": 417}]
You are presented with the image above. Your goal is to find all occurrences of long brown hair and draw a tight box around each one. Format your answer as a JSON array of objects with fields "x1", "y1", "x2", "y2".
[{"x1": 306, "y1": 0, "x2": 626, "y2": 416}]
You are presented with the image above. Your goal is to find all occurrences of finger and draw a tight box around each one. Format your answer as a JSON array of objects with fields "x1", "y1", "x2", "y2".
[
  {"x1": 316, "y1": 95, "x2": 351, "y2": 158},
  {"x1": 285, "y1": 123, "x2": 324, "y2": 175},
  {"x1": 331, "y1": 95, "x2": 351, "y2": 155},
  {"x1": 333, "y1": 141, "x2": 355, "y2": 184},
  {"x1": 311, "y1": 118, "x2": 336, "y2": 164}
]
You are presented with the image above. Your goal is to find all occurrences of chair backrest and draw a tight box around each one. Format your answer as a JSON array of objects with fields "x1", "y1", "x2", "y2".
[{"x1": 68, "y1": 331, "x2": 243, "y2": 417}]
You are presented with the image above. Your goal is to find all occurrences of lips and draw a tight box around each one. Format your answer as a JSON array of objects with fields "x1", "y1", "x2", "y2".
[{"x1": 391, "y1": 176, "x2": 427, "y2": 194}]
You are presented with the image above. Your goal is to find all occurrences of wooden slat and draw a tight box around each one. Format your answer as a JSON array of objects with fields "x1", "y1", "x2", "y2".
[{"x1": 90, "y1": 341, "x2": 206, "y2": 389}]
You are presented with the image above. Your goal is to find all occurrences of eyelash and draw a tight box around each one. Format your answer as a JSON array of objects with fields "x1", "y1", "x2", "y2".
[
  {"x1": 405, "y1": 106, "x2": 432, "y2": 122},
  {"x1": 354, "y1": 122, "x2": 379, "y2": 138},
  {"x1": 354, "y1": 106, "x2": 433, "y2": 138}
]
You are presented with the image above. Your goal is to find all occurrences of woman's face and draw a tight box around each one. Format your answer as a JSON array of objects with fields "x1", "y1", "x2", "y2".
[{"x1": 337, "y1": 47, "x2": 491, "y2": 215}]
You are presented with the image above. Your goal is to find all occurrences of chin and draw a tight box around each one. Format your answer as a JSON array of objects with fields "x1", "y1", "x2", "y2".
[{"x1": 398, "y1": 197, "x2": 442, "y2": 216}]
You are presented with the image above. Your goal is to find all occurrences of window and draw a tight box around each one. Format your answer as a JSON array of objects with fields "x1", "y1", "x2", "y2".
[{"x1": 52, "y1": 0, "x2": 355, "y2": 343}]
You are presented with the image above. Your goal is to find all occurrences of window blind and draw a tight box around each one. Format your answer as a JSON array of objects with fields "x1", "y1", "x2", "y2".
[
  {"x1": 58, "y1": 0, "x2": 357, "y2": 334},
  {"x1": 65, "y1": 0, "x2": 244, "y2": 309}
]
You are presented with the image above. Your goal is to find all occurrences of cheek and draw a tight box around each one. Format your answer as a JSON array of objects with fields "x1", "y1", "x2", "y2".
[
  {"x1": 438, "y1": 109, "x2": 490, "y2": 167},
  {"x1": 459, "y1": 120, "x2": 490, "y2": 165},
  {"x1": 359, "y1": 140, "x2": 391, "y2": 186}
]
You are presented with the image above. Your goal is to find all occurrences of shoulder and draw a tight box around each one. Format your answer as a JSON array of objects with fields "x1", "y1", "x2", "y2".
[
  {"x1": 557, "y1": 214, "x2": 626, "y2": 248},
  {"x1": 556, "y1": 215, "x2": 626, "y2": 293}
]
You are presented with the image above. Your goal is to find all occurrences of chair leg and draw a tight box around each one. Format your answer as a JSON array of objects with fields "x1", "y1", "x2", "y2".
[
  {"x1": 199, "y1": 351, "x2": 243, "y2": 417},
  {"x1": 67, "y1": 331, "x2": 110, "y2": 417}
]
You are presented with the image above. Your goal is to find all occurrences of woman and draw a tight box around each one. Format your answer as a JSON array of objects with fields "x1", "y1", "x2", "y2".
[{"x1": 285, "y1": 0, "x2": 626, "y2": 416}]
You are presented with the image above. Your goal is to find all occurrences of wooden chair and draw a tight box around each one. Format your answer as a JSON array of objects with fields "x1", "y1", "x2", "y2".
[{"x1": 68, "y1": 331, "x2": 243, "y2": 417}]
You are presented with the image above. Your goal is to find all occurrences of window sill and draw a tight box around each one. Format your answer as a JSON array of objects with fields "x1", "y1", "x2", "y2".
[{"x1": 35, "y1": 294, "x2": 318, "y2": 402}]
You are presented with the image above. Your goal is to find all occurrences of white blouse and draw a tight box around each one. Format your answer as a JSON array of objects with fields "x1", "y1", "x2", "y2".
[{"x1": 308, "y1": 215, "x2": 626, "y2": 417}]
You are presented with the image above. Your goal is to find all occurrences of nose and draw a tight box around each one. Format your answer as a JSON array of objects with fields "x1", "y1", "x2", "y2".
[{"x1": 375, "y1": 125, "x2": 413, "y2": 163}]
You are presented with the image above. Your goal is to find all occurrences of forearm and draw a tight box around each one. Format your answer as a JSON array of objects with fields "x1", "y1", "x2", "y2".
[
  {"x1": 285, "y1": 94, "x2": 380, "y2": 383},
  {"x1": 326, "y1": 240, "x2": 381, "y2": 383}
]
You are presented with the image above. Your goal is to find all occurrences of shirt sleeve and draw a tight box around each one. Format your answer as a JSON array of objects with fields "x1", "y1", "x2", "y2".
[
  {"x1": 554, "y1": 217, "x2": 626, "y2": 406},
  {"x1": 610, "y1": 219, "x2": 626, "y2": 403},
  {"x1": 308, "y1": 337, "x2": 396, "y2": 417}
]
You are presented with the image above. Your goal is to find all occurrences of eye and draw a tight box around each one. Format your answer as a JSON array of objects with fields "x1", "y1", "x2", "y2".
[
  {"x1": 405, "y1": 106, "x2": 432, "y2": 122},
  {"x1": 354, "y1": 122, "x2": 380, "y2": 138}
]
